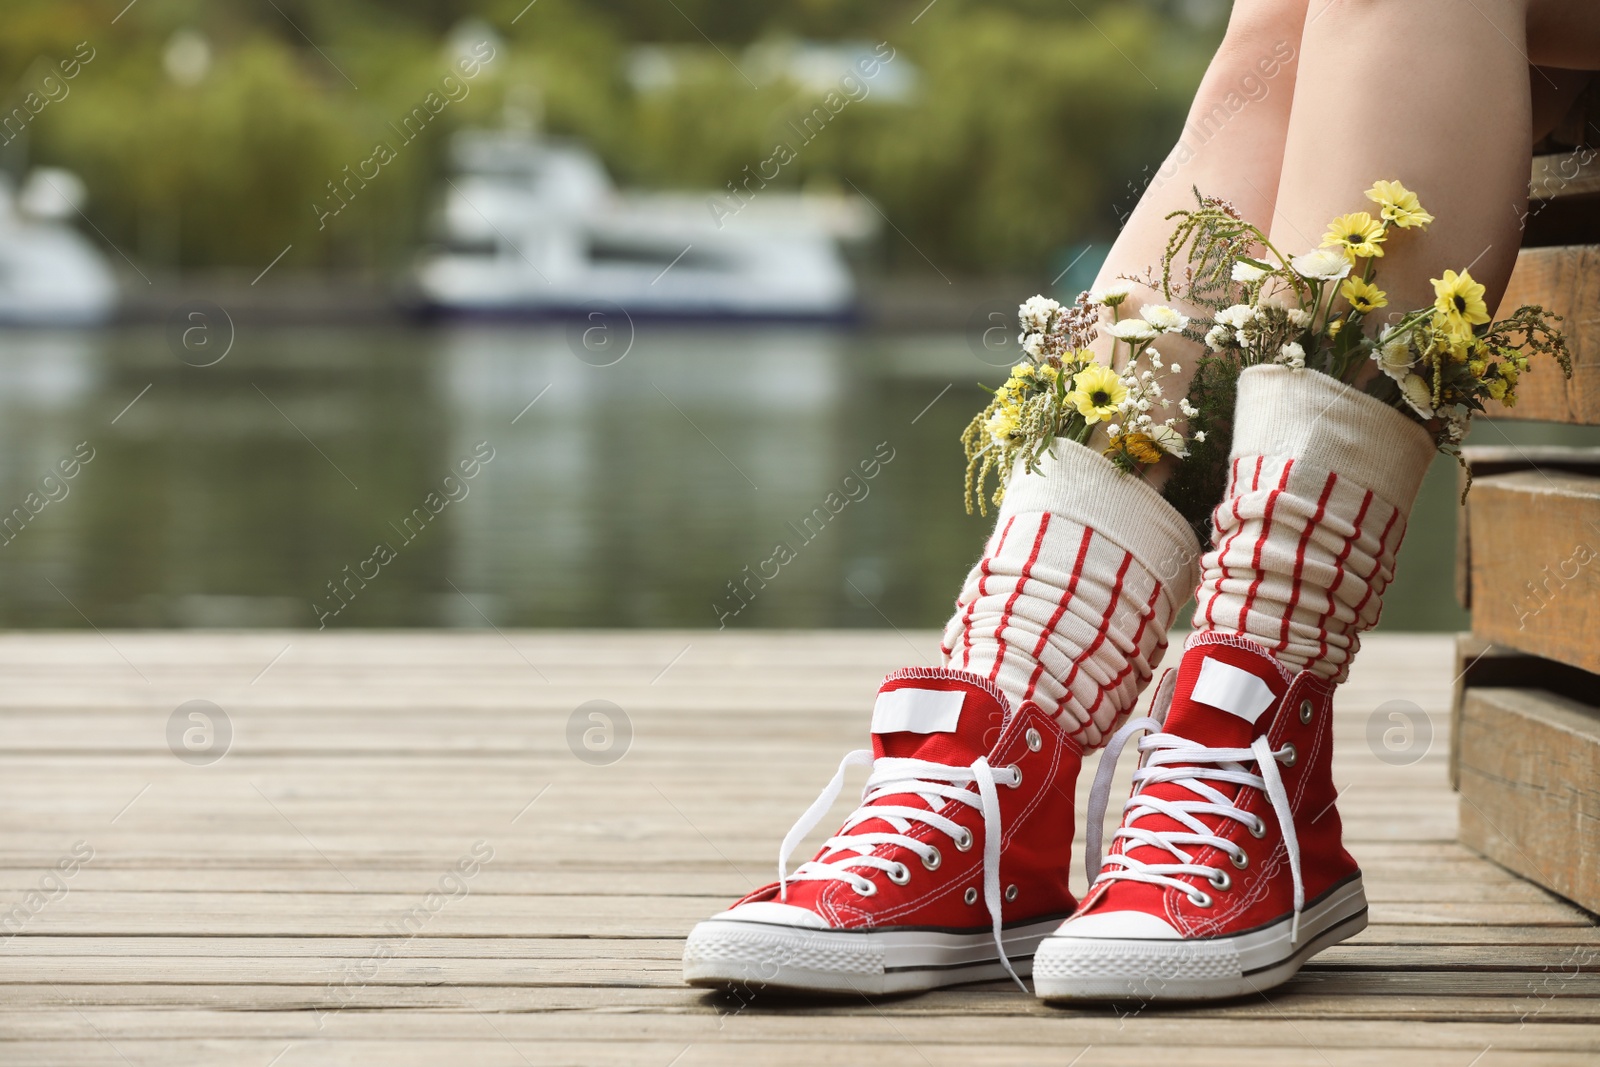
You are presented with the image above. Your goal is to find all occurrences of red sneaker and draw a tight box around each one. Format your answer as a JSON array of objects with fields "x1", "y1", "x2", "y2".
[
  {"x1": 683, "y1": 667, "x2": 1082, "y2": 994},
  {"x1": 1034, "y1": 634, "x2": 1367, "y2": 1001}
]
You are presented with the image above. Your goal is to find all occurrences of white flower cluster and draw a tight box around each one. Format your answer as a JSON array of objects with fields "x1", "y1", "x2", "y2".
[
  {"x1": 1369, "y1": 325, "x2": 1449, "y2": 431},
  {"x1": 1106, "y1": 303, "x2": 1194, "y2": 460},
  {"x1": 1086, "y1": 281, "x2": 1134, "y2": 307},
  {"x1": 1016, "y1": 295, "x2": 1066, "y2": 361}
]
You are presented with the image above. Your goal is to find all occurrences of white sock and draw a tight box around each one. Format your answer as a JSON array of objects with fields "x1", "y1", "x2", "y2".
[
  {"x1": 941, "y1": 440, "x2": 1200, "y2": 747},
  {"x1": 1193, "y1": 365, "x2": 1436, "y2": 680}
]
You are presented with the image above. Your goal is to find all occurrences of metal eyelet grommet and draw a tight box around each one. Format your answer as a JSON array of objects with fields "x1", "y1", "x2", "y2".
[
  {"x1": 855, "y1": 879, "x2": 878, "y2": 897},
  {"x1": 1189, "y1": 891, "x2": 1213, "y2": 908},
  {"x1": 954, "y1": 828, "x2": 974, "y2": 852},
  {"x1": 1248, "y1": 818, "x2": 1267, "y2": 839},
  {"x1": 1004, "y1": 884, "x2": 1018, "y2": 902},
  {"x1": 964, "y1": 887, "x2": 979, "y2": 905},
  {"x1": 1006, "y1": 765, "x2": 1023, "y2": 787},
  {"x1": 1299, "y1": 699, "x2": 1314, "y2": 724},
  {"x1": 1231, "y1": 850, "x2": 1250, "y2": 869},
  {"x1": 922, "y1": 848, "x2": 942, "y2": 871},
  {"x1": 887, "y1": 863, "x2": 911, "y2": 886},
  {"x1": 1025, "y1": 728, "x2": 1042, "y2": 752},
  {"x1": 1208, "y1": 870, "x2": 1232, "y2": 891},
  {"x1": 1280, "y1": 743, "x2": 1298, "y2": 768}
]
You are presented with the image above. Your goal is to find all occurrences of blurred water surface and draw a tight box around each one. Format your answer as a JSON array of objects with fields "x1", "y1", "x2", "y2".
[{"x1": 0, "y1": 323, "x2": 1587, "y2": 631}]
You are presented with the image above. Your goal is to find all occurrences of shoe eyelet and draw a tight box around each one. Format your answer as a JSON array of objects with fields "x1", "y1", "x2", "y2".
[
  {"x1": 964, "y1": 887, "x2": 979, "y2": 905},
  {"x1": 1248, "y1": 818, "x2": 1267, "y2": 839},
  {"x1": 953, "y1": 827, "x2": 974, "y2": 852},
  {"x1": 1025, "y1": 728, "x2": 1042, "y2": 752},
  {"x1": 1208, "y1": 870, "x2": 1232, "y2": 891},
  {"x1": 1006, "y1": 764, "x2": 1022, "y2": 788},
  {"x1": 887, "y1": 862, "x2": 911, "y2": 886},
  {"x1": 922, "y1": 848, "x2": 942, "y2": 871},
  {"x1": 854, "y1": 879, "x2": 878, "y2": 897},
  {"x1": 1280, "y1": 743, "x2": 1298, "y2": 768},
  {"x1": 1230, "y1": 850, "x2": 1250, "y2": 869},
  {"x1": 1004, "y1": 884, "x2": 1018, "y2": 902},
  {"x1": 1189, "y1": 890, "x2": 1213, "y2": 908},
  {"x1": 1299, "y1": 699, "x2": 1314, "y2": 724}
]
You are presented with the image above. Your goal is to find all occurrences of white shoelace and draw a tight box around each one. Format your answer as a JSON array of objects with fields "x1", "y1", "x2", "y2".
[
  {"x1": 1086, "y1": 716, "x2": 1305, "y2": 942},
  {"x1": 777, "y1": 750, "x2": 1025, "y2": 988}
]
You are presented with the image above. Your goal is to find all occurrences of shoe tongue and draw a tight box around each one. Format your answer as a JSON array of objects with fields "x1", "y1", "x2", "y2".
[
  {"x1": 1159, "y1": 638, "x2": 1290, "y2": 747},
  {"x1": 1084, "y1": 639, "x2": 1291, "y2": 912},
  {"x1": 869, "y1": 668, "x2": 1008, "y2": 763}
]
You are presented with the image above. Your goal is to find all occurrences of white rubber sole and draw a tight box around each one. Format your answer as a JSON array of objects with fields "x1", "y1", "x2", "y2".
[
  {"x1": 1033, "y1": 875, "x2": 1368, "y2": 1002},
  {"x1": 683, "y1": 914, "x2": 1069, "y2": 995}
]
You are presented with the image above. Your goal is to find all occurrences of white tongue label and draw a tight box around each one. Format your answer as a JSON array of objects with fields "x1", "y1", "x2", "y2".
[
  {"x1": 871, "y1": 688, "x2": 965, "y2": 734},
  {"x1": 1191, "y1": 658, "x2": 1277, "y2": 723}
]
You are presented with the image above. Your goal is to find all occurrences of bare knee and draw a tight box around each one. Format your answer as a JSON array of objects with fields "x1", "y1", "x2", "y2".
[
  {"x1": 1217, "y1": 0, "x2": 1309, "y2": 66},
  {"x1": 1203, "y1": 3, "x2": 1306, "y2": 104}
]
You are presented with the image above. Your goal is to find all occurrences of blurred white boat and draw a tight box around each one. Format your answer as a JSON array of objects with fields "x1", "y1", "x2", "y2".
[
  {"x1": 0, "y1": 169, "x2": 117, "y2": 326},
  {"x1": 415, "y1": 131, "x2": 874, "y2": 319}
]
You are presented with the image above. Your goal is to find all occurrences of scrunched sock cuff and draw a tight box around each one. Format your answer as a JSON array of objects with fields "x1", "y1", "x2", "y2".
[
  {"x1": 1192, "y1": 365, "x2": 1436, "y2": 681},
  {"x1": 941, "y1": 439, "x2": 1201, "y2": 748}
]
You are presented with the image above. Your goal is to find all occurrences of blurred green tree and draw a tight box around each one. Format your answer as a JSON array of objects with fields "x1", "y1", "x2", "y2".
[{"x1": 0, "y1": 0, "x2": 1219, "y2": 276}]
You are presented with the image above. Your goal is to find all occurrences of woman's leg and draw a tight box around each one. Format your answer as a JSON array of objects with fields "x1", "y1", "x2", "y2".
[
  {"x1": 1096, "y1": 0, "x2": 1310, "y2": 280},
  {"x1": 1200, "y1": 0, "x2": 1557, "y2": 681},
  {"x1": 1076, "y1": 1, "x2": 1309, "y2": 489},
  {"x1": 940, "y1": 2, "x2": 1314, "y2": 742},
  {"x1": 1271, "y1": 0, "x2": 1532, "y2": 344}
]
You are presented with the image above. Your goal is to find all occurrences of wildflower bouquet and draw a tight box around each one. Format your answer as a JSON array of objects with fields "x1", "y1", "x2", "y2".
[
  {"x1": 1166, "y1": 179, "x2": 1570, "y2": 463},
  {"x1": 961, "y1": 177, "x2": 1571, "y2": 525},
  {"x1": 961, "y1": 290, "x2": 1200, "y2": 515}
]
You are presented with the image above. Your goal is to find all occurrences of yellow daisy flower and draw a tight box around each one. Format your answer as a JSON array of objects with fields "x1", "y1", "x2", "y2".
[
  {"x1": 1339, "y1": 276, "x2": 1388, "y2": 314},
  {"x1": 1065, "y1": 363, "x2": 1127, "y2": 425},
  {"x1": 1109, "y1": 431, "x2": 1162, "y2": 466},
  {"x1": 986, "y1": 405, "x2": 1020, "y2": 441},
  {"x1": 1431, "y1": 269, "x2": 1490, "y2": 337},
  {"x1": 1322, "y1": 212, "x2": 1386, "y2": 260},
  {"x1": 1365, "y1": 180, "x2": 1435, "y2": 230}
]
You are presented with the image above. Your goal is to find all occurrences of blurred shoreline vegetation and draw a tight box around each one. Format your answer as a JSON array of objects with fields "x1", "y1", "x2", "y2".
[{"x1": 0, "y1": 0, "x2": 1221, "y2": 278}]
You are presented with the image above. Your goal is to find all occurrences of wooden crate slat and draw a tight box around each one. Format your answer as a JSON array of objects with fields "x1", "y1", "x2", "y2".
[
  {"x1": 1465, "y1": 469, "x2": 1600, "y2": 673},
  {"x1": 1455, "y1": 446, "x2": 1600, "y2": 609},
  {"x1": 1494, "y1": 245, "x2": 1600, "y2": 424},
  {"x1": 1457, "y1": 687, "x2": 1600, "y2": 915}
]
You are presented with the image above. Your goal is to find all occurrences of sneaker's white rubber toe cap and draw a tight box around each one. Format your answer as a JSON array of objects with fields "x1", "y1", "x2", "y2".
[
  {"x1": 715, "y1": 901, "x2": 829, "y2": 928},
  {"x1": 1053, "y1": 910, "x2": 1181, "y2": 939}
]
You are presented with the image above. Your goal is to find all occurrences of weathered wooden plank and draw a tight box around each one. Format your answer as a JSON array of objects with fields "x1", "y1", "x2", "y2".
[
  {"x1": 1458, "y1": 687, "x2": 1600, "y2": 914},
  {"x1": 7, "y1": 1004, "x2": 1600, "y2": 1041},
  {"x1": 4, "y1": 1043, "x2": 1595, "y2": 1067},
  {"x1": 9, "y1": 954, "x2": 1600, "y2": 988},
  {"x1": 1447, "y1": 634, "x2": 1600, "y2": 789},
  {"x1": 1466, "y1": 470, "x2": 1600, "y2": 672},
  {"x1": 1494, "y1": 245, "x2": 1600, "y2": 423},
  {"x1": 1456, "y1": 447, "x2": 1600, "y2": 608},
  {"x1": 6, "y1": 892, "x2": 1581, "y2": 937}
]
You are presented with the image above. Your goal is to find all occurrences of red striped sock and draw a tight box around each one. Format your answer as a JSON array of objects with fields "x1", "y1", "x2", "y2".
[{"x1": 941, "y1": 442, "x2": 1198, "y2": 748}]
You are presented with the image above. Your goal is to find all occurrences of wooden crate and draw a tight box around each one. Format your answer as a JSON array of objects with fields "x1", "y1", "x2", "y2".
[{"x1": 1451, "y1": 149, "x2": 1600, "y2": 915}]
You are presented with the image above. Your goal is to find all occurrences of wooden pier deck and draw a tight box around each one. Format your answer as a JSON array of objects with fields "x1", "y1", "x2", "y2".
[{"x1": 0, "y1": 630, "x2": 1595, "y2": 1065}]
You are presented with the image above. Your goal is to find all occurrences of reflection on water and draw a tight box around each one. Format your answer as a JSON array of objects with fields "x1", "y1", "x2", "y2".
[{"x1": 0, "y1": 324, "x2": 1589, "y2": 631}]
